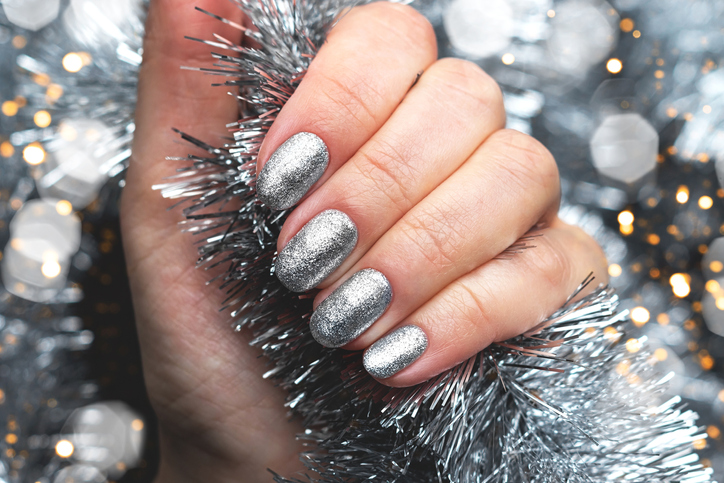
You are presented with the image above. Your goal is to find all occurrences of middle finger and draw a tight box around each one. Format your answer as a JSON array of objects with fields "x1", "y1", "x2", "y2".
[
  {"x1": 275, "y1": 58, "x2": 506, "y2": 292},
  {"x1": 311, "y1": 129, "x2": 560, "y2": 349}
]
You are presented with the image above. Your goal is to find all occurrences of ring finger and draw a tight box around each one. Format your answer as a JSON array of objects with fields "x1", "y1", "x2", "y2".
[
  {"x1": 307, "y1": 129, "x2": 561, "y2": 349},
  {"x1": 366, "y1": 219, "x2": 609, "y2": 386}
]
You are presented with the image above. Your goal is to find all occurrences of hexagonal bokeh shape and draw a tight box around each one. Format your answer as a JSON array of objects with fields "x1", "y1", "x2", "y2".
[
  {"x1": 38, "y1": 118, "x2": 122, "y2": 209},
  {"x1": 62, "y1": 401, "x2": 145, "y2": 478},
  {"x1": 2, "y1": 0, "x2": 61, "y2": 31},
  {"x1": 547, "y1": 0, "x2": 618, "y2": 73},
  {"x1": 1, "y1": 199, "x2": 81, "y2": 302},
  {"x1": 590, "y1": 112, "x2": 659, "y2": 190},
  {"x1": 443, "y1": 0, "x2": 515, "y2": 59}
]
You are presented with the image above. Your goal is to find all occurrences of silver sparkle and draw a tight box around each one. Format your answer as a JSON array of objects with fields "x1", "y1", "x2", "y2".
[
  {"x1": 257, "y1": 132, "x2": 329, "y2": 210},
  {"x1": 363, "y1": 325, "x2": 428, "y2": 379},
  {"x1": 152, "y1": 0, "x2": 720, "y2": 480},
  {"x1": 275, "y1": 209, "x2": 357, "y2": 292},
  {"x1": 310, "y1": 268, "x2": 392, "y2": 348}
]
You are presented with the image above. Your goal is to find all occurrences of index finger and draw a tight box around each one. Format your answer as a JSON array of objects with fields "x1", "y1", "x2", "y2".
[{"x1": 255, "y1": 2, "x2": 438, "y2": 210}]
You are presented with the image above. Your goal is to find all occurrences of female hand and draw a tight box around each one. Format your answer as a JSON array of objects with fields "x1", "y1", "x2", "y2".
[
  {"x1": 121, "y1": 0, "x2": 608, "y2": 481},
  {"x1": 256, "y1": 3, "x2": 609, "y2": 386}
]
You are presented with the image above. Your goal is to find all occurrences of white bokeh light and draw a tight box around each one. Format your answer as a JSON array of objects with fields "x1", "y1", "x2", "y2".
[
  {"x1": 444, "y1": 0, "x2": 515, "y2": 58},
  {"x1": 2, "y1": 0, "x2": 61, "y2": 31},
  {"x1": 590, "y1": 113, "x2": 659, "y2": 186},
  {"x1": 38, "y1": 118, "x2": 123, "y2": 209},
  {"x1": 62, "y1": 402, "x2": 146, "y2": 478},
  {"x1": 547, "y1": 0, "x2": 618, "y2": 73},
  {"x1": 1, "y1": 199, "x2": 81, "y2": 303}
]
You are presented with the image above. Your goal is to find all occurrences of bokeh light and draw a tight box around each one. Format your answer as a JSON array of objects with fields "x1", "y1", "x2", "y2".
[
  {"x1": 34, "y1": 110, "x2": 52, "y2": 128},
  {"x1": 699, "y1": 196, "x2": 713, "y2": 210},
  {"x1": 618, "y1": 210, "x2": 634, "y2": 225},
  {"x1": 631, "y1": 307, "x2": 650, "y2": 326},
  {"x1": 62, "y1": 53, "x2": 84, "y2": 73},
  {"x1": 55, "y1": 439, "x2": 74, "y2": 458},
  {"x1": 606, "y1": 58, "x2": 623, "y2": 74},
  {"x1": 23, "y1": 143, "x2": 46, "y2": 165}
]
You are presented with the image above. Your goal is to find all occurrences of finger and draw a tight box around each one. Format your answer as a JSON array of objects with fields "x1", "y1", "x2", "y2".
[
  {"x1": 274, "y1": 58, "x2": 505, "y2": 292},
  {"x1": 365, "y1": 219, "x2": 609, "y2": 386},
  {"x1": 121, "y1": 1, "x2": 303, "y2": 476},
  {"x1": 124, "y1": 0, "x2": 246, "y2": 249},
  {"x1": 124, "y1": 0, "x2": 245, "y2": 273},
  {"x1": 123, "y1": 0, "x2": 246, "y2": 348},
  {"x1": 255, "y1": 2, "x2": 437, "y2": 210},
  {"x1": 309, "y1": 129, "x2": 560, "y2": 349}
]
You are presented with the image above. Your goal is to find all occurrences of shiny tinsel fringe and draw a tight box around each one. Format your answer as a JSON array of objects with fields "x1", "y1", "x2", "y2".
[{"x1": 156, "y1": 0, "x2": 712, "y2": 481}]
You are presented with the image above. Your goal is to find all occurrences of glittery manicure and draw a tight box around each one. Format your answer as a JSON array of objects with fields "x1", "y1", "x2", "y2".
[
  {"x1": 257, "y1": 132, "x2": 329, "y2": 210},
  {"x1": 310, "y1": 269, "x2": 392, "y2": 348},
  {"x1": 363, "y1": 325, "x2": 427, "y2": 379},
  {"x1": 275, "y1": 210, "x2": 358, "y2": 292}
]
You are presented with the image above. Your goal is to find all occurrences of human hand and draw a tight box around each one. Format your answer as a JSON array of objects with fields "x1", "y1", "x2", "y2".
[
  {"x1": 121, "y1": 0, "x2": 608, "y2": 481},
  {"x1": 256, "y1": 3, "x2": 609, "y2": 386},
  {"x1": 121, "y1": 1, "x2": 303, "y2": 482}
]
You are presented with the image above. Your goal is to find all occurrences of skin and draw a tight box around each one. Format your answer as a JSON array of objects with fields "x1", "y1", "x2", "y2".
[{"x1": 121, "y1": 0, "x2": 609, "y2": 481}]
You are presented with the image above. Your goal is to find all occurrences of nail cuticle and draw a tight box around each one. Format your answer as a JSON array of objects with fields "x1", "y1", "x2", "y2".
[
  {"x1": 275, "y1": 209, "x2": 358, "y2": 292},
  {"x1": 311, "y1": 269, "x2": 393, "y2": 348},
  {"x1": 363, "y1": 325, "x2": 428, "y2": 379},
  {"x1": 257, "y1": 132, "x2": 329, "y2": 210}
]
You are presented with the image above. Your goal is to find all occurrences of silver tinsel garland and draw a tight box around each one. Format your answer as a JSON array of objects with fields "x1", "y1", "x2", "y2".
[
  {"x1": 155, "y1": 1, "x2": 714, "y2": 480},
  {"x1": 3, "y1": 0, "x2": 724, "y2": 480}
]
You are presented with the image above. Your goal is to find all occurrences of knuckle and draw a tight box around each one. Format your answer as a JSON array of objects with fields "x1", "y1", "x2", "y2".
[
  {"x1": 314, "y1": 70, "x2": 384, "y2": 129},
  {"x1": 487, "y1": 129, "x2": 559, "y2": 195},
  {"x1": 355, "y1": 141, "x2": 418, "y2": 213},
  {"x1": 142, "y1": 2, "x2": 211, "y2": 68},
  {"x1": 527, "y1": 233, "x2": 572, "y2": 290},
  {"x1": 429, "y1": 58, "x2": 504, "y2": 117},
  {"x1": 354, "y1": 2, "x2": 437, "y2": 53},
  {"x1": 565, "y1": 223, "x2": 609, "y2": 279},
  {"x1": 399, "y1": 203, "x2": 465, "y2": 270},
  {"x1": 446, "y1": 280, "x2": 500, "y2": 343}
]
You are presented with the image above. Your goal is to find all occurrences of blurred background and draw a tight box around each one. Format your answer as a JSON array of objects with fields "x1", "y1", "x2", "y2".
[{"x1": 1, "y1": 0, "x2": 723, "y2": 481}]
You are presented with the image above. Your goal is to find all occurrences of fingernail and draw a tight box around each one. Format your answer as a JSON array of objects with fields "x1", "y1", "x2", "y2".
[
  {"x1": 363, "y1": 325, "x2": 427, "y2": 379},
  {"x1": 310, "y1": 269, "x2": 392, "y2": 348},
  {"x1": 257, "y1": 132, "x2": 329, "y2": 210},
  {"x1": 275, "y1": 210, "x2": 357, "y2": 292}
]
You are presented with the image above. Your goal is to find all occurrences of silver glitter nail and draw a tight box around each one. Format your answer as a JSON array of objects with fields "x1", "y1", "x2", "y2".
[
  {"x1": 275, "y1": 209, "x2": 358, "y2": 292},
  {"x1": 363, "y1": 325, "x2": 428, "y2": 379},
  {"x1": 257, "y1": 132, "x2": 329, "y2": 210},
  {"x1": 310, "y1": 269, "x2": 392, "y2": 348}
]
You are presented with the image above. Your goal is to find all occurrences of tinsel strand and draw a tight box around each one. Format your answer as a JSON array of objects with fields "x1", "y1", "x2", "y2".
[{"x1": 156, "y1": 0, "x2": 713, "y2": 481}]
